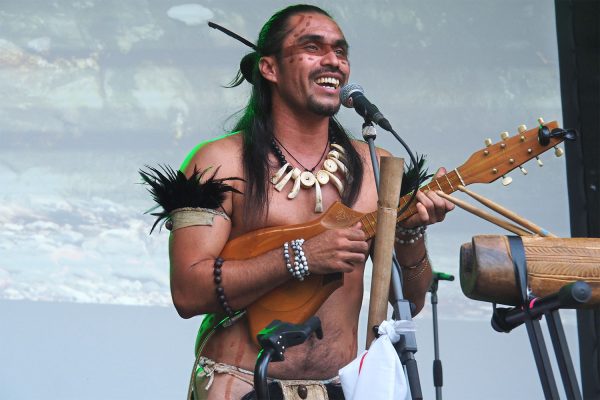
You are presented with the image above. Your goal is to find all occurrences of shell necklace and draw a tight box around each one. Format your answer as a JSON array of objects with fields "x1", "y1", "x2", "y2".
[{"x1": 270, "y1": 136, "x2": 348, "y2": 213}]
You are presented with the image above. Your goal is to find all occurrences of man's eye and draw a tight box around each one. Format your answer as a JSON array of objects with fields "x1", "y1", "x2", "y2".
[
  {"x1": 335, "y1": 48, "x2": 347, "y2": 57},
  {"x1": 304, "y1": 44, "x2": 319, "y2": 52}
]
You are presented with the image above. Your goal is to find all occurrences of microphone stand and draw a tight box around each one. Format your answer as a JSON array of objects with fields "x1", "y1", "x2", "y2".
[
  {"x1": 362, "y1": 120, "x2": 423, "y2": 399},
  {"x1": 429, "y1": 271, "x2": 454, "y2": 400}
]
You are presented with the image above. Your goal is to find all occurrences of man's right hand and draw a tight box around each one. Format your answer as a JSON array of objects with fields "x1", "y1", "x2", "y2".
[{"x1": 303, "y1": 222, "x2": 369, "y2": 274}]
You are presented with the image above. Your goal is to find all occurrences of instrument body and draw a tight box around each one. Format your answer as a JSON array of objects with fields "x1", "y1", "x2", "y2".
[{"x1": 220, "y1": 202, "x2": 363, "y2": 342}]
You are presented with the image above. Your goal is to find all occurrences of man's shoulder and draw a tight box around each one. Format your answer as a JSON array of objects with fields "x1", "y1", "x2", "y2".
[{"x1": 180, "y1": 132, "x2": 243, "y2": 175}]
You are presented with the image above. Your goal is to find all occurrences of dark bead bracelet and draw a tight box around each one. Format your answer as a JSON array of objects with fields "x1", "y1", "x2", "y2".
[{"x1": 213, "y1": 257, "x2": 234, "y2": 317}]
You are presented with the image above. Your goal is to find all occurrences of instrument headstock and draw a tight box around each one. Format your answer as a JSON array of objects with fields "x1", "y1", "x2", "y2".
[{"x1": 457, "y1": 119, "x2": 568, "y2": 186}]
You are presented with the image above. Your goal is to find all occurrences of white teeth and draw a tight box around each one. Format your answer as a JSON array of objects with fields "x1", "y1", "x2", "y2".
[{"x1": 315, "y1": 77, "x2": 340, "y2": 89}]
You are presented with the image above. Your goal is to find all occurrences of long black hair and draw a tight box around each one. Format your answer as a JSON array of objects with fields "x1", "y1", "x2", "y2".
[{"x1": 230, "y1": 4, "x2": 364, "y2": 226}]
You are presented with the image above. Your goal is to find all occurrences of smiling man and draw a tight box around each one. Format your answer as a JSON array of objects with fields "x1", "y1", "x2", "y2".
[{"x1": 169, "y1": 4, "x2": 453, "y2": 399}]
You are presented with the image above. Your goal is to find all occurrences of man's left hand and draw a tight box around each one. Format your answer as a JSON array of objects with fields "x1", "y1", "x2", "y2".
[{"x1": 399, "y1": 167, "x2": 455, "y2": 229}]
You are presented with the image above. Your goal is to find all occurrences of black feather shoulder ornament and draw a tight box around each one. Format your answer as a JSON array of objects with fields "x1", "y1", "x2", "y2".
[
  {"x1": 400, "y1": 154, "x2": 433, "y2": 196},
  {"x1": 139, "y1": 165, "x2": 243, "y2": 233}
]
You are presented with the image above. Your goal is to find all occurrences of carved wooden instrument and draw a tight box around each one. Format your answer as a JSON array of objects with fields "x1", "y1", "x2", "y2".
[
  {"x1": 220, "y1": 120, "x2": 566, "y2": 343},
  {"x1": 460, "y1": 235, "x2": 600, "y2": 306}
]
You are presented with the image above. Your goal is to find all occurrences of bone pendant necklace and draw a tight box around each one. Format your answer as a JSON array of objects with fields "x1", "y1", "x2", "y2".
[{"x1": 270, "y1": 136, "x2": 348, "y2": 213}]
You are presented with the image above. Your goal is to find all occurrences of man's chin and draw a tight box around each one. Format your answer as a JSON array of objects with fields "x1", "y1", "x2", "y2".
[{"x1": 308, "y1": 100, "x2": 341, "y2": 117}]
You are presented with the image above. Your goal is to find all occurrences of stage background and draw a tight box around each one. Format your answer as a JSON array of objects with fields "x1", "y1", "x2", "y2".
[{"x1": 0, "y1": 1, "x2": 576, "y2": 399}]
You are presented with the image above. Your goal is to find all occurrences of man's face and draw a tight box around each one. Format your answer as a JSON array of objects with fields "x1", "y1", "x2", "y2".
[{"x1": 271, "y1": 12, "x2": 350, "y2": 116}]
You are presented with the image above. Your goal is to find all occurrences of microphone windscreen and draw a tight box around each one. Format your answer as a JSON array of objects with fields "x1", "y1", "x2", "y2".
[{"x1": 339, "y1": 83, "x2": 364, "y2": 108}]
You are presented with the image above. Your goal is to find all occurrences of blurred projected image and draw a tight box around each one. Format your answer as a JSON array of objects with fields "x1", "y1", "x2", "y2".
[{"x1": 0, "y1": 1, "x2": 567, "y2": 322}]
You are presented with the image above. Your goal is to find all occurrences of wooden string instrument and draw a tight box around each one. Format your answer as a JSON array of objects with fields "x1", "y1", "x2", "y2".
[{"x1": 219, "y1": 120, "x2": 566, "y2": 344}]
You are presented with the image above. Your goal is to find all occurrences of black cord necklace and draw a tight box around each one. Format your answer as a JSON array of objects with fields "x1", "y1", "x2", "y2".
[{"x1": 271, "y1": 134, "x2": 336, "y2": 171}]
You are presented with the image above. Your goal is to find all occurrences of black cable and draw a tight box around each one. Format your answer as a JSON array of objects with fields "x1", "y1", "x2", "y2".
[{"x1": 387, "y1": 127, "x2": 420, "y2": 226}]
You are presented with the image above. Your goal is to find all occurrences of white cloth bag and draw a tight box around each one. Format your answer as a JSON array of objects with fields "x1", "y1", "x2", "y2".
[{"x1": 339, "y1": 320, "x2": 414, "y2": 400}]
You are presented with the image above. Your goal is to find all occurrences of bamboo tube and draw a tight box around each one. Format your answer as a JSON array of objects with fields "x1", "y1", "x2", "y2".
[
  {"x1": 457, "y1": 185, "x2": 556, "y2": 237},
  {"x1": 366, "y1": 156, "x2": 404, "y2": 348},
  {"x1": 435, "y1": 190, "x2": 533, "y2": 236}
]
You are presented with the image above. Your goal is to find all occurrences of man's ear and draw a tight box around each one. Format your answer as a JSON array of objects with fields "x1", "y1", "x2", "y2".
[{"x1": 258, "y1": 56, "x2": 278, "y2": 84}]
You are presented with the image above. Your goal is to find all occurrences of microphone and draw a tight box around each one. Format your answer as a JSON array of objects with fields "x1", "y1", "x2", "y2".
[{"x1": 340, "y1": 83, "x2": 393, "y2": 131}]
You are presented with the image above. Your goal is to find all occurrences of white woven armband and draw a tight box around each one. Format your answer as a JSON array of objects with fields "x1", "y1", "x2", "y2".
[{"x1": 168, "y1": 207, "x2": 230, "y2": 231}]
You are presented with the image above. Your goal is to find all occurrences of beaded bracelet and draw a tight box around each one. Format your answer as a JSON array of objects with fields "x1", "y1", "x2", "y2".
[
  {"x1": 396, "y1": 224, "x2": 426, "y2": 236},
  {"x1": 213, "y1": 257, "x2": 234, "y2": 317},
  {"x1": 395, "y1": 225, "x2": 427, "y2": 245},
  {"x1": 283, "y1": 242, "x2": 293, "y2": 276},
  {"x1": 292, "y1": 239, "x2": 309, "y2": 280},
  {"x1": 283, "y1": 239, "x2": 309, "y2": 281}
]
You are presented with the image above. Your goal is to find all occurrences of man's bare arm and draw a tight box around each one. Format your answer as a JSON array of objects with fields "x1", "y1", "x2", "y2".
[
  {"x1": 170, "y1": 219, "x2": 369, "y2": 318},
  {"x1": 393, "y1": 239, "x2": 431, "y2": 314},
  {"x1": 169, "y1": 222, "x2": 293, "y2": 318}
]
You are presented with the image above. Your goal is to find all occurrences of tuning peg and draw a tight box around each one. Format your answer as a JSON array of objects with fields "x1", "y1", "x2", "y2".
[
  {"x1": 500, "y1": 131, "x2": 510, "y2": 140},
  {"x1": 536, "y1": 156, "x2": 544, "y2": 167},
  {"x1": 502, "y1": 175, "x2": 513, "y2": 186},
  {"x1": 519, "y1": 166, "x2": 528, "y2": 175},
  {"x1": 554, "y1": 146, "x2": 564, "y2": 157},
  {"x1": 517, "y1": 124, "x2": 527, "y2": 134},
  {"x1": 484, "y1": 138, "x2": 493, "y2": 147}
]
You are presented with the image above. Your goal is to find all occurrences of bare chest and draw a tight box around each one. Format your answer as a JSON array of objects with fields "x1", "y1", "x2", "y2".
[{"x1": 231, "y1": 171, "x2": 378, "y2": 236}]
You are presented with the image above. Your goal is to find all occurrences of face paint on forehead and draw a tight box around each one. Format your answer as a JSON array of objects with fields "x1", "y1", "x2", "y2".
[{"x1": 286, "y1": 14, "x2": 312, "y2": 38}]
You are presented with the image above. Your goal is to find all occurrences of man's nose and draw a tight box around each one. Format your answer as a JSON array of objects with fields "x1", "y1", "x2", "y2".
[{"x1": 320, "y1": 48, "x2": 340, "y2": 68}]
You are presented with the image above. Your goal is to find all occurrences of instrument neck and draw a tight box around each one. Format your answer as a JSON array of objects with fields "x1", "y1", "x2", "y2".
[{"x1": 360, "y1": 169, "x2": 463, "y2": 240}]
